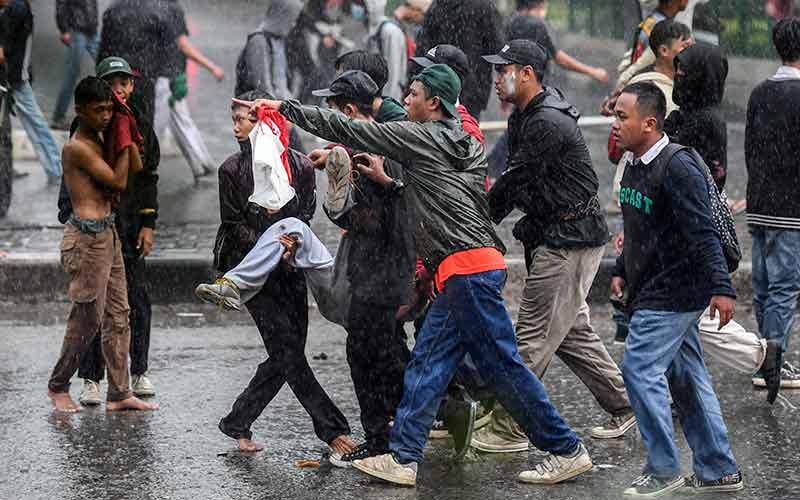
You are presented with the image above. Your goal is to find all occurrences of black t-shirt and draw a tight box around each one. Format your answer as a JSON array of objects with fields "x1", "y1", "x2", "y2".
[
  {"x1": 97, "y1": 0, "x2": 181, "y2": 79},
  {"x1": 158, "y1": 0, "x2": 189, "y2": 78}
]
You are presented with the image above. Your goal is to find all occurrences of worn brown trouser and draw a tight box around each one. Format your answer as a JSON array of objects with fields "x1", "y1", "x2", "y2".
[
  {"x1": 48, "y1": 224, "x2": 132, "y2": 401},
  {"x1": 490, "y1": 245, "x2": 630, "y2": 440}
]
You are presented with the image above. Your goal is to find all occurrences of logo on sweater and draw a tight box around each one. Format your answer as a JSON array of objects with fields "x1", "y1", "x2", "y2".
[{"x1": 619, "y1": 186, "x2": 654, "y2": 214}]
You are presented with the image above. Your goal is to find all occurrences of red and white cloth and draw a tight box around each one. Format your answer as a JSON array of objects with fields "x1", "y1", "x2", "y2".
[{"x1": 248, "y1": 107, "x2": 295, "y2": 211}]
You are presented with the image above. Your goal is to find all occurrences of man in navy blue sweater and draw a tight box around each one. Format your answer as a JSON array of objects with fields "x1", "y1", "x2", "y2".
[{"x1": 610, "y1": 81, "x2": 742, "y2": 498}]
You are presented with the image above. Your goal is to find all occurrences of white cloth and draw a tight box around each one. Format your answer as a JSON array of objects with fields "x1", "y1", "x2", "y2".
[
  {"x1": 770, "y1": 65, "x2": 800, "y2": 82},
  {"x1": 639, "y1": 133, "x2": 669, "y2": 164},
  {"x1": 698, "y1": 308, "x2": 766, "y2": 374},
  {"x1": 248, "y1": 120, "x2": 296, "y2": 211}
]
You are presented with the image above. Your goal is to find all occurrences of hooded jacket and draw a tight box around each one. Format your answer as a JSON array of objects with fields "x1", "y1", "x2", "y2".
[
  {"x1": 364, "y1": 0, "x2": 407, "y2": 101},
  {"x1": 414, "y1": 0, "x2": 501, "y2": 117},
  {"x1": 664, "y1": 42, "x2": 728, "y2": 190},
  {"x1": 745, "y1": 65, "x2": 800, "y2": 229},
  {"x1": 213, "y1": 139, "x2": 316, "y2": 274},
  {"x1": 235, "y1": 0, "x2": 303, "y2": 99},
  {"x1": 279, "y1": 100, "x2": 506, "y2": 273},
  {"x1": 56, "y1": 0, "x2": 98, "y2": 37},
  {"x1": 489, "y1": 87, "x2": 608, "y2": 254}
]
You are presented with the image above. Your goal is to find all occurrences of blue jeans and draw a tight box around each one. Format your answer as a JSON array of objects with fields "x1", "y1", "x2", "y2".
[
  {"x1": 389, "y1": 269, "x2": 580, "y2": 464},
  {"x1": 622, "y1": 309, "x2": 738, "y2": 481},
  {"x1": 11, "y1": 81, "x2": 62, "y2": 178},
  {"x1": 751, "y1": 226, "x2": 800, "y2": 354},
  {"x1": 53, "y1": 31, "x2": 99, "y2": 122}
]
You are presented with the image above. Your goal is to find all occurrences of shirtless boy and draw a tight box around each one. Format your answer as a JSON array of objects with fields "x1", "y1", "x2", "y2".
[{"x1": 47, "y1": 76, "x2": 157, "y2": 412}]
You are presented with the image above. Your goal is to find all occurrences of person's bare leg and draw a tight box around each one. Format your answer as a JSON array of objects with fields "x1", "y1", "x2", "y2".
[
  {"x1": 48, "y1": 390, "x2": 83, "y2": 413},
  {"x1": 237, "y1": 438, "x2": 264, "y2": 452},
  {"x1": 330, "y1": 435, "x2": 356, "y2": 454},
  {"x1": 106, "y1": 396, "x2": 160, "y2": 411}
]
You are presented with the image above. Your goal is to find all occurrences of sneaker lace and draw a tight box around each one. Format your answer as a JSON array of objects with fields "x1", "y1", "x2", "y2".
[
  {"x1": 631, "y1": 474, "x2": 654, "y2": 487},
  {"x1": 535, "y1": 454, "x2": 561, "y2": 474}
]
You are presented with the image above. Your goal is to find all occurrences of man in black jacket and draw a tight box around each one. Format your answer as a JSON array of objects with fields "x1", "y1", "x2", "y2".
[
  {"x1": 57, "y1": 57, "x2": 160, "y2": 404},
  {"x1": 611, "y1": 81, "x2": 741, "y2": 497},
  {"x1": 476, "y1": 40, "x2": 634, "y2": 454},
  {"x1": 745, "y1": 17, "x2": 800, "y2": 395},
  {"x1": 412, "y1": 0, "x2": 501, "y2": 119},
  {"x1": 52, "y1": 0, "x2": 98, "y2": 130},
  {"x1": 213, "y1": 89, "x2": 354, "y2": 456}
]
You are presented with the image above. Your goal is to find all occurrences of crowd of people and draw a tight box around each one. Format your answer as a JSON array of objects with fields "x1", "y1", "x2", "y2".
[{"x1": 2, "y1": 0, "x2": 800, "y2": 497}]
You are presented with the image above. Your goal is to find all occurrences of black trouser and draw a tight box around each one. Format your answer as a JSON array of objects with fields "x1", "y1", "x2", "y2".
[
  {"x1": 79, "y1": 256, "x2": 152, "y2": 380},
  {"x1": 218, "y1": 266, "x2": 350, "y2": 444},
  {"x1": 0, "y1": 86, "x2": 12, "y2": 218},
  {"x1": 346, "y1": 297, "x2": 409, "y2": 451}
]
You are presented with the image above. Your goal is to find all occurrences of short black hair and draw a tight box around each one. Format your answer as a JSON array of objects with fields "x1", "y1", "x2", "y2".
[
  {"x1": 621, "y1": 81, "x2": 667, "y2": 131},
  {"x1": 335, "y1": 50, "x2": 388, "y2": 93},
  {"x1": 517, "y1": 0, "x2": 547, "y2": 9},
  {"x1": 74, "y1": 76, "x2": 114, "y2": 107},
  {"x1": 232, "y1": 89, "x2": 273, "y2": 109},
  {"x1": 326, "y1": 96, "x2": 374, "y2": 117},
  {"x1": 773, "y1": 17, "x2": 800, "y2": 63},
  {"x1": 648, "y1": 19, "x2": 691, "y2": 55}
]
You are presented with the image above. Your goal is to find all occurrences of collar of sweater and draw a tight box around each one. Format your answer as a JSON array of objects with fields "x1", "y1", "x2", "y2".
[{"x1": 770, "y1": 65, "x2": 800, "y2": 81}]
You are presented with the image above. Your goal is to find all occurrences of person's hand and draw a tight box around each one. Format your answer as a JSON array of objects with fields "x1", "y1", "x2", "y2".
[
  {"x1": 709, "y1": 295, "x2": 736, "y2": 329},
  {"x1": 591, "y1": 67, "x2": 610, "y2": 84},
  {"x1": 610, "y1": 276, "x2": 626, "y2": 299},
  {"x1": 211, "y1": 65, "x2": 225, "y2": 82},
  {"x1": 60, "y1": 32, "x2": 72, "y2": 46},
  {"x1": 137, "y1": 227, "x2": 154, "y2": 257},
  {"x1": 614, "y1": 232, "x2": 625, "y2": 255},
  {"x1": 352, "y1": 153, "x2": 392, "y2": 188},
  {"x1": 231, "y1": 97, "x2": 282, "y2": 114},
  {"x1": 308, "y1": 149, "x2": 331, "y2": 170},
  {"x1": 278, "y1": 234, "x2": 299, "y2": 261}
]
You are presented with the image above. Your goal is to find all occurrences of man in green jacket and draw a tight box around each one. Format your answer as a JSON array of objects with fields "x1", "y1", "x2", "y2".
[{"x1": 234, "y1": 64, "x2": 592, "y2": 487}]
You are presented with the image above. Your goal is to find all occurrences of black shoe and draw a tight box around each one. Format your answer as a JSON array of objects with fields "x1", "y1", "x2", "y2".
[
  {"x1": 614, "y1": 323, "x2": 629, "y2": 344},
  {"x1": 329, "y1": 442, "x2": 382, "y2": 468},
  {"x1": 624, "y1": 474, "x2": 684, "y2": 497},
  {"x1": 683, "y1": 471, "x2": 744, "y2": 493},
  {"x1": 763, "y1": 340, "x2": 783, "y2": 405},
  {"x1": 443, "y1": 398, "x2": 477, "y2": 460}
]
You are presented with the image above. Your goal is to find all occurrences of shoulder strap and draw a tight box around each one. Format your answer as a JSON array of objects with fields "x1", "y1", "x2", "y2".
[{"x1": 647, "y1": 143, "x2": 687, "y2": 189}]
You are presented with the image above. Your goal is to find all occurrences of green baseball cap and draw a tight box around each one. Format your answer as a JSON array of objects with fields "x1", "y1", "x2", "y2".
[
  {"x1": 412, "y1": 64, "x2": 461, "y2": 119},
  {"x1": 96, "y1": 56, "x2": 135, "y2": 79}
]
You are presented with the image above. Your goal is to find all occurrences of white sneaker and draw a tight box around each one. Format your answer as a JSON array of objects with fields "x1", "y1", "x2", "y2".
[
  {"x1": 195, "y1": 278, "x2": 242, "y2": 311},
  {"x1": 79, "y1": 379, "x2": 102, "y2": 406},
  {"x1": 518, "y1": 443, "x2": 593, "y2": 484},
  {"x1": 352, "y1": 453, "x2": 417, "y2": 486},
  {"x1": 590, "y1": 411, "x2": 637, "y2": 439},
  {"x1": 470, "y1": 426, "x2": 530, "y2": 453},
  {"x1": 132, "y1": 374, "x2": 156, "y2": 397}
]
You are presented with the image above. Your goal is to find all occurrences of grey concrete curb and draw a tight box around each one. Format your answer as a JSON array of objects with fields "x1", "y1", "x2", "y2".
[{"x1": 0, "y1": 253, "x2": 754, "y2": 305}]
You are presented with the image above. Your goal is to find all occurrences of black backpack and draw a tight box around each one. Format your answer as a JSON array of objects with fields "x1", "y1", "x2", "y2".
[{"x1": 650, "y1": 143, "x2": 741, "y2": 272}]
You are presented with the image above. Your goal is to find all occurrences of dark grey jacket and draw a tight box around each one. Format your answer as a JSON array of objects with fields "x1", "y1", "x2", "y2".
[{"x1": 280, "y1": 100, "x2": 506, "y2": 273}]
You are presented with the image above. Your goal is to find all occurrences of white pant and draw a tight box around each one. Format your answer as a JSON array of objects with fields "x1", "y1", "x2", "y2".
[{"x1": 154, "y1": 77, "x2": 214, "y2": 177}]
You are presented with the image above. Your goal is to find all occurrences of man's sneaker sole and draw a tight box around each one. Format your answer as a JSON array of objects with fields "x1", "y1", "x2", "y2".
[
  {"x1": 79, "y1": 395, "x2": 102, "y2": 406},
  {"x1": 590, "y1": 415, "x2": 637, "y2": 439},
  {"x1": 624, "y1": 477, "x2": 684, "y2": 498},
  {"x1": 351, "y1": 460, "x2": 415, "y2": 486},
  {"x1": 329, "y1": 453, "x2": 351, "y2": 468},
  {"x1": 470, "y1": 437, "x2": 530, "y2": 453},
  {"x1": 133, "y1": 387, "x2": 156, "y2": 397},
  {"x1": 682, "y1": 481, "x2": 745, "y2": 494},
  {"x1": 429, "y1": 428, "x2": 450, "y2": 439},
  {"x1": 324, "y1": 147, "x2": 352, "y2": 216},
  {"x1": 518, "y1": 457, "x2": 593, "y2": 485},
  {"x1": 195, "y1": 284, "x2": 241, "y2": 311}
]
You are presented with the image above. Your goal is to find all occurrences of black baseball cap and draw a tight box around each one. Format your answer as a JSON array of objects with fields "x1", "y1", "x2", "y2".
[
  {"x1": 411, "y1": 44, "x2": 469, "y2": 83},
  {"x1": 482, "y1": 39, "x2": 548, "y2": 73},
  {"x1": 312, "y1": 70, "x2": 379, "y2": 105}
]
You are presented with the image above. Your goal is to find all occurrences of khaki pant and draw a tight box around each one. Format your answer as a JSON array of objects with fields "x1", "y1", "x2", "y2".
[
  {"x1": 491, "y1": 245, "x2": 630, "y2": 440},
  {"x1": 48, "y1": 224, "x2": 132, "y2": 401}
]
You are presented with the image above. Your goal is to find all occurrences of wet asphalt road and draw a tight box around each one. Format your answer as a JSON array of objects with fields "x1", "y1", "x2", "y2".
[{"x1": 1, "y1": 302, "x2": 799, "y2": 500}]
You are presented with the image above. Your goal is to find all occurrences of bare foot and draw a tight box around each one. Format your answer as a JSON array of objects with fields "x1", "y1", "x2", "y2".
[
  {"x1": 330, "y1": 435, "x2": 356, "y2": 455},
  {"x1": 237, "y1": 438, "x2": 264, "y2": 452},
  {"x1": 106, "y1": 396, "x2": 160, "y2": 411},
  {"x1": 48, "y1": 390, "x2": 82, "y2": 413}
]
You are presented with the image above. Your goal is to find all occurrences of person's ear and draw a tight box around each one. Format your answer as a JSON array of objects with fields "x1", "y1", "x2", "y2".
[
  {"x1": 429, "y1": 95, "x2": 440, "y2": 112},
  {"x1": 643, "y1": 115, "x2": 658, "y2": 134},
  {"x1": 521, "y1": 65, "x2": 534, "y2": 83}
]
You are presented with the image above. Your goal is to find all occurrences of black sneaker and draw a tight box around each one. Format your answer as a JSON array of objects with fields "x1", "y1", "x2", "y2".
[
  {"x1": 624, "y1": 474, "x2": 684, "y2": 498},
  {"x1": 683, "y1": 471, "x2": 744, "y2": 493},
  {"x1": 329, "y1": 443, "x2": 382, "y2": 468}
]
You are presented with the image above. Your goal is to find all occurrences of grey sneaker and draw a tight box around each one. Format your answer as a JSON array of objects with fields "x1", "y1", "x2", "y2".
[
  {"x1": 352, "y1": 453, "x2": 417, "y2": 486},
  {"x1": 518, "y1": 443, "x2": 593, "y2": 484},
  {"x1": 195, "y1": 278, "x2": 241, "y2": 311},
  {"x1": 590, "y1": 411, "x2": 637, "y2": 439},
  {"x1": 79, "y1": 379, "x2": 102, "y2": 406},
  {"x1": 623, "y1": 474, "x2": 684, "y2": 497},
  {"x1": 323, "y1": 146, "x2": 353, "y2": 217},
  {"x1": 470, "y1": 426, "x2": 529, "y2": 453},
  {"x1": 132, "y1": 373, "x2": 156, "y2": 397}
]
